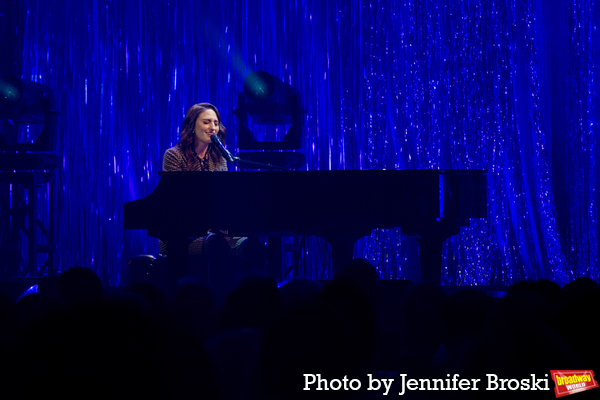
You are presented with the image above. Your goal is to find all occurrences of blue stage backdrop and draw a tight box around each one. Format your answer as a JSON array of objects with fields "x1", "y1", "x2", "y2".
[{"x1": 15, "y1": 0, "x2": 598, "y2": 286}]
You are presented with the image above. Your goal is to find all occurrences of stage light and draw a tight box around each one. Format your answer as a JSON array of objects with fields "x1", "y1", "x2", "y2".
[
  {"x1": 0, "y1": 76, "x2": 56, "y2": 151},
  {"x1": 0, "y1": 76, "x2": 58, "y2": 279},
  {"x1": 0, "y1": 76, "x2": 55, "y2": 125},
  {"x1": 235, "y1": 71, "x2": 306, "y2": 153},
  {"x1": 241, "y1": 70, "x2": 300, "y2": 125},
  {"x1": 243, "y1": 70, "x2": 275, "y2": 102},
  {"x1": 0, "y1": 75, "x2": 23, "y2": 105}
]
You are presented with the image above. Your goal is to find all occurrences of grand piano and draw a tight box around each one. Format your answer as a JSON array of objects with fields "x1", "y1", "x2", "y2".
[{"x1": 123, "y1": 170, "x2": 486, "y2": 288}]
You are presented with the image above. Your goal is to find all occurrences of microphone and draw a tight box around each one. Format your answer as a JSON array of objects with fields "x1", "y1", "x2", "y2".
[{"x1": 210, "y1": 134, "x2": 237, "y2": 163}]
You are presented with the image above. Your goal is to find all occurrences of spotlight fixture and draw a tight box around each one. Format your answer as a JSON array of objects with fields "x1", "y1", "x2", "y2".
[
  {"x1": 234, "y1": 71, "x2": 306, "y2": 151},
  {"x1": 0, "y1": 75, "x2": 24, "y2": 106},
  {"x1": 0, "y1": 75, "x2": 56, "y2": 151},
  {"x1": 0, "y1": 76, "x2": 55, "y2": 124},
  {"x1": 0, "y1": 75, "x2": 59, "y2": 279}
]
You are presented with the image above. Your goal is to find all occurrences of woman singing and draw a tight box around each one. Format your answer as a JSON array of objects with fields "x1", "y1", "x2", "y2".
[
  {"x1": 160, "y1": 103, "x2": 267, "y2": 291},
  {"x1": 160, "y1": 103, "x2": 244, "y2": 258},
  {"x1": 163, "y1": 102, "x2": 228, "y2": 172}
]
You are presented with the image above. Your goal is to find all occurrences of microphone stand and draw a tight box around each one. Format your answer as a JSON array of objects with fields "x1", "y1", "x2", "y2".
[
  {"x1": 227, "y1": 154, "x2": 291, "y2": 171},
  {"x1": 212, "y1": 135, "x2": 291, "y2": 170}
]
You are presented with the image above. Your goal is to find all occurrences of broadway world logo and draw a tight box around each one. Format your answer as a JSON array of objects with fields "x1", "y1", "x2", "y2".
[{"x1": 551, "y1": 370, "x2": 598, "y2": 398}]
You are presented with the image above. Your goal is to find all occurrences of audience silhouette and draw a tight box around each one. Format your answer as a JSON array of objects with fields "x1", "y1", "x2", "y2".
[{"x1": 1, "y1": 261, "x2": 598, "y2": 399}]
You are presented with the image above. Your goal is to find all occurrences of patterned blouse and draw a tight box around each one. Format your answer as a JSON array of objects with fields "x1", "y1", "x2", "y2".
[{"x1": 162, "y1": 145, "x2": 228, "y2": 172}]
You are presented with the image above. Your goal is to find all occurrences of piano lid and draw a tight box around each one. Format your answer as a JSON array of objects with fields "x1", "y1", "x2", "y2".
[{"x1": 123, "y1": 169, "x2": 486, "y2": 240}]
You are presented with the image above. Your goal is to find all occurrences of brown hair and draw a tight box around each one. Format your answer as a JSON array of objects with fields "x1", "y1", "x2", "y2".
[{"x1": 177, "y1": 103, "x2": 227, "y2": 168}]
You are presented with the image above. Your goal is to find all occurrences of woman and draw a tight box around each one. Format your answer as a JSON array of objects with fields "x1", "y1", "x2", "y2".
[
  {"x1": 163, "y1": 102, "x2": 228, "y2": 173},
  {"x1": 160, "y1": 103, "x2": 244, "y2": 258}
]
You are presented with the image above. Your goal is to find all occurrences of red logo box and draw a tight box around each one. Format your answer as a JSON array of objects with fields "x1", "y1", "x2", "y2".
[{"x1": 550, "y1": 370, "x2": 599, "y2": 398}]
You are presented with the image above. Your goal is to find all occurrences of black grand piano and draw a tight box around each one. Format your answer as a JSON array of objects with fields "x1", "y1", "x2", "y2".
[{"x1": 123, "y1": 170, "x2": 486, "y2": 288}]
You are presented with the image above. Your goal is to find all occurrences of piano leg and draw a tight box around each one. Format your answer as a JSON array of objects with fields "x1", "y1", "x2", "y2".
[
  {"x1": 413, "y1": 221, "x2": 460, "y2": 285},
  {"x1": 329, "y1": 239, "x2": 354, "y2": 275},
  {"x1": 325, "y1": 232, "x2": 370, "y2": 276},
  {"x1": 415, "y1": 237, "x2": 444, "y2": 284},
  {"x1": 267, "y1": 236, "x2": 283, "y2": 280}
]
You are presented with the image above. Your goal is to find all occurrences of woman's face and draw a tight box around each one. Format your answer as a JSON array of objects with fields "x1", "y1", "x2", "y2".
[{"x1": 194, "y1": 109, "x2": 219, "y2": 146}]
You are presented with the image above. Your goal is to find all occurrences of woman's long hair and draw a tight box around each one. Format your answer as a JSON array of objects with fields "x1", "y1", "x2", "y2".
[{"x1": 178, "y1": 103, "x2": 227, "y2": 168}]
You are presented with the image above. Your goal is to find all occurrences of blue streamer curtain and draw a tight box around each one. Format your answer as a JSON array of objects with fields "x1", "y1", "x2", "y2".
[{"x1": 17, "y1": 0, "x2": 598, "y2": 285}]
